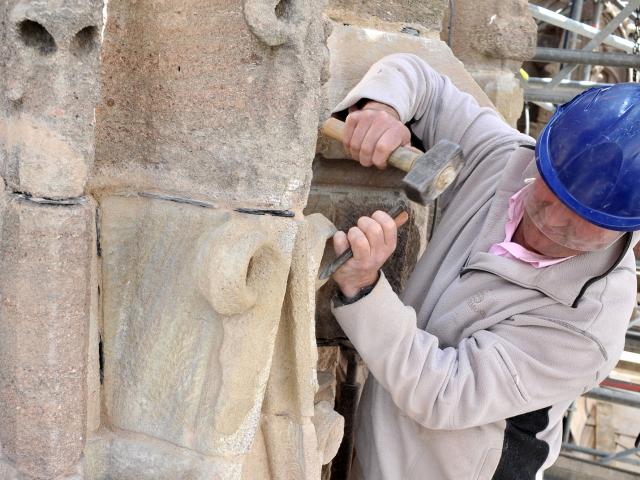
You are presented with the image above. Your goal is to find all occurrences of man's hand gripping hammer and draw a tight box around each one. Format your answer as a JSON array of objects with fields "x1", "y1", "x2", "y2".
[
  {"x1": 318, "y1": 118, "x2": 464, "y2": 281},
  {"x1": 320, "y1": 117, "x2": 464, "y2": 205}
]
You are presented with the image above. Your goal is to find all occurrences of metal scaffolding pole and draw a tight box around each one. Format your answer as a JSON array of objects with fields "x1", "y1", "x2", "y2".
[
  {"x1": 567, "y1": 0, "x2": 585, "y2": 52},
  {"x1": 585, "y1": 0, "x2": 606, "y2": 80},
  {"x1": 525, "y1": 76, "x2": 611, "y2": 89},
  {"x1": 523, "y1": 89, "x2": 580, "y2": 104},
  {"x1": 529, "y1": 3, "x2": 635, "y2": 52},
  {"x1": 561, "y1": 444, "x2": 640, "y2": 467},
  {"x1": 548, "y1": 0, "x2": 640, "y2": 87},
  {"x1": 532, "y1": 47, "x2": 640, "y2": 68},
  {"x1": 584, "y1": 386, "x2": 640, "y2": 408}
]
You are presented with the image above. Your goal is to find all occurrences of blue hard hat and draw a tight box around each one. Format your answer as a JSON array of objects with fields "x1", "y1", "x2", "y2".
[{"x1": 536, "y1": 83, "x2": 640, "y2": 231}]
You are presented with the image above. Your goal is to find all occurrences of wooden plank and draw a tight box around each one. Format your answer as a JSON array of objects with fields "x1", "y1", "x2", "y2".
[
  {"x1": 545, "y1": 454, "x2": 640, "y2": 480},
  {"x1": 595, "y1": 402, "x2": 616, "y2": 452}
]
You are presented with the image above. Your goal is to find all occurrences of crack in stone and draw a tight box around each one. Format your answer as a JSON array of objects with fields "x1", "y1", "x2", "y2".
[{"x1": 12, "y1": 191, "x2": 86, "y2": 206}]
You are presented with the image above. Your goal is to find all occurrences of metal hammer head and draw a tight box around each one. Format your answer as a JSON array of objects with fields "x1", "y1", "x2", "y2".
[{"x1": 402, "y1": 140, "x2": 463, "y2": 205}]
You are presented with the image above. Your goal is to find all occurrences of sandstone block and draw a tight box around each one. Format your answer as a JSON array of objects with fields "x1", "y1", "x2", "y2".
[
  {"x1": 84, "y1": 430, "x2": 239, "y2": 480},
  {"x1": 326, "y1": 0, "x2": 446, "y2": 33},
  {"x1": 313, "y1": 401, "x2": 344, "y2": 465},
  {"x1": 86, "y1": 241, "x2": 101, "y2": 435},
  {"x1": 92, "y1": 0, "x2": 328, "y2": 211},
  {"x1": 0, "y1": 193, "x2": 93, "y2": 479},
  {"x1": 262, "y1": 214, "x2": 336, "y2": 420},
  {"x1": 0, "y1": 1, "x2": 103, "y2": 198},
  {"x1": 305, "y1": 187, "x2": 429, "y2": 341},
  {"x1": 100, "y1": 195, "x2": 297, "y2": 458},
  {"x1": 316, "y1": 347, "x2": 340, "y2": 406},
  {"x1": 247, "y1": 214, "x2": 341, "y2": 479},
  {"x1": 447, "y1": 0, "x2": 536, "y2": 67},
  {"x1": 0, "y1": 459, "x2": 19, "y2": 480},
  {"x1": 319, "y1": 25, "x2": 495, "y2": 159},
  {"x1": 470, "y1": 68, "x2": 525, "y2": 127}
]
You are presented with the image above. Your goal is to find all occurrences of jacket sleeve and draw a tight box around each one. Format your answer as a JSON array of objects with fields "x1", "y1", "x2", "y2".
[
  {"x1": 331, "y1": 53, "x2": 534, "y2": 203},
  {"x1": 331, "y1": 271, "x2": 631, "y2": 430}
]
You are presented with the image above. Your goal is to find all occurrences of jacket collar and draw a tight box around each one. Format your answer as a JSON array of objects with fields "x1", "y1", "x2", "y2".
[{"x1": 463, "y1": 147, "x2": 634, "y2": 307}]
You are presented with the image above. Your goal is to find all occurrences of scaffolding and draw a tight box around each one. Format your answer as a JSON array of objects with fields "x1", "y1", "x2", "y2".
[
  {"x1": 527, "y1": 3, "x2": 640, "y2": 477},
  {"x1": 526, "y1": 1, "x2": 640, "y2": 104}
]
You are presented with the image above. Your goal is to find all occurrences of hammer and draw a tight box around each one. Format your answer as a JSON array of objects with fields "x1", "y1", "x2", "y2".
[
  {"x1": 317, "y1": 118, "x2": 463, "y2": 281},
  {"x1": 320, "y1": 118, "x2": 463, "y2": 205}
]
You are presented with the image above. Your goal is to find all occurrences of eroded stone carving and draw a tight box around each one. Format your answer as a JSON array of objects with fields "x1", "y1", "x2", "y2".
[
  {"x1": 95, "y1": 198, "x2": 343, "y2": 479},
  {"x1": 0, "y1": 0, "x2": 103, "y2": 198},
  {"x1": 243, "y1": 0, "x2": 315, "y2": 47},
  {"x1": 101, "y1": 195, "x2": 297, "y2": 461},
  {"x1": 242, "y1": 213, "x2": 343, "y2": 479}
]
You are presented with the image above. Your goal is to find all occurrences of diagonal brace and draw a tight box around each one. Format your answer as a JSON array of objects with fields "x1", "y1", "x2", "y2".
[{"x1": 548, "y1": 0, "x2": 640, "y2": 88}]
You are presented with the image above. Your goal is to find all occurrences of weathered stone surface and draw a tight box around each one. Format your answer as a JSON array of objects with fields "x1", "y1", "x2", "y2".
[
  {"x1": 319, "y1": 25, "x2": 496, "y2": 159},
  {"x1": 317, "y1": 346, "x2": 341, "y2": 374},
  {"x1": 447, "y1": 0, "x2": 536, "y2": 67},
  {"x1": 313, "y1": 401, "x2": 344, "y2": 465},
  {"x1": 326, "y1": 0, "x2": 446, "y2": 33},
  {"x1": 92, "y1": 0, "x2": 329, "y2": 210},
  {"x1": 471, "y1": 69, "x2": 525, "y2": 127},
  {"x1": 0, "y1": 1, "x2": 103, "y2": 198},
  {"x1": 316, "y1": 346, "x2": 341, "y2": 408},
  {"x1": 305, "y1": 186, "x2": 429, "y2": 341},
  {"x1": 0, "y1": 193, "x2": 93, "y2": 479},
  {"x1": 245, "y1": 214, "x2": 342, "y2": 479},
  {"x1": 100, "y1": 195, "x2": 297, "y2": 458},
  {"x1": 0, "y1": 458, "x2": 19, "y2": 480},
  {"x1": 262, "y1": 214, "x2": 336, "y2": 420},
  {"x1": 444, "y1": 0, "x2": 535, "y2": 127},
  {"x1": 87, "y1": 226, "x2": 101, "y2": 435},
  {"x1": 84, "y1": 430, "x2": 239, "y2": 480}
]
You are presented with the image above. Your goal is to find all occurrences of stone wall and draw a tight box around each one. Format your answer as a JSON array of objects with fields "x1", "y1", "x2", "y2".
[
  {"x1": 0, "y1": 1, "x2": 101, "y2": 478},
  {"x1": 0, "y1": 0, "x2": 535, "y2": 479},
  {"x1": 445, "y1": 0, "x2": 537, "y2": 126}
]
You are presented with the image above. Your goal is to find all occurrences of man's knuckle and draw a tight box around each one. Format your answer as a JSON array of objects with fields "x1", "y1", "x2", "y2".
[
  {"x1": 360, "y1": 145, "x2": 374, "y2": 157},
  {"x1": 377, "y1": 138, "x2": 396, "y2": 154},
  {"x1": 357, "y1": 216, "x2": 370, "y2": 228}
]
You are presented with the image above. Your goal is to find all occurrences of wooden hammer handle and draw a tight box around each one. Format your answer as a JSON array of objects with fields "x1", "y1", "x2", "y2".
[{"x1": 321, "y1": 118, "x2": 422, "y2": 173}]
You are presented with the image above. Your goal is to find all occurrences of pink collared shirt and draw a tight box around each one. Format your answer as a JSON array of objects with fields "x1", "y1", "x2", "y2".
[{"x1": 488, "y1": 185, "x2": 573, "y2": 268}]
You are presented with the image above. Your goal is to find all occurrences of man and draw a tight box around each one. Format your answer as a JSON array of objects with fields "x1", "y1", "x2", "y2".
[{"x1": 329, "y1": 53, "x2": 640, "y2": 479}]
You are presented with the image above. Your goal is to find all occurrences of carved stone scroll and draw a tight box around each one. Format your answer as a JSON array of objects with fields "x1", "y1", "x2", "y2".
[{"x1": 101, "y1": 195, "x2": 297, "y2": 462}]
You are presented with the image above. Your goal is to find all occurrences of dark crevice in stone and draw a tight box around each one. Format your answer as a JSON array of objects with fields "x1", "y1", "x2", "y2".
[
  {"x1": 17, "y1": 19, "x2": 57, "y2": 55},
  {"x1": 235, "y1": 208, "x2": 295, "y2": 217},
  {"x1": 12, "y1": 191, "x2": 86, "y2": 205},
  {"x1": 137, "y1": 192, "x2": 216, "y2": 209},
  {"x1": 71, "y1": 25, "x2": 98, "y2": 56},
  {"x1": 98, "y1": 334, "x2": 104, "y2": 385},
  {"x1": 95, "y1": 207, "x2": 102, "y2": 257},
  {"x1": 275, "y1": 0, "x2": 292, "y2": 19}
]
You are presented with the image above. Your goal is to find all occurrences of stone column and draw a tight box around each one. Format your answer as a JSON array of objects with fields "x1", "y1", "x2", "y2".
[
  {"x1": 0, "y1": 1, "x2": 103, "y2": 478},
  {"x1": 87, "y1": 1, "x2": 338, "y2": 479},
  {"x1": 446, "y1": 0, "x2": 537, "y2": 126}
]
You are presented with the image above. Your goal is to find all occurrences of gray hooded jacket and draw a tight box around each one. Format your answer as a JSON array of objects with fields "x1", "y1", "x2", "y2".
[{"x1": 331, "y1": 54, "x2": 637, "y2": 480}]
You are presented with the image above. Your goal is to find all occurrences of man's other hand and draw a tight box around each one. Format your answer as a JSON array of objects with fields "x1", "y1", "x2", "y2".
[
  {"x1": 343, "y1": 101, "x2": 411, "y2": 170},
  {"x1": 332, "y1": 210, "x2": 398, "y2": 298}
]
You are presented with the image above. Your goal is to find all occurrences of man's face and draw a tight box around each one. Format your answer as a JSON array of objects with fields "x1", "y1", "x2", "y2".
[{"x1": 520, "y1": 176, "x2": 622, "y2": 258}]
